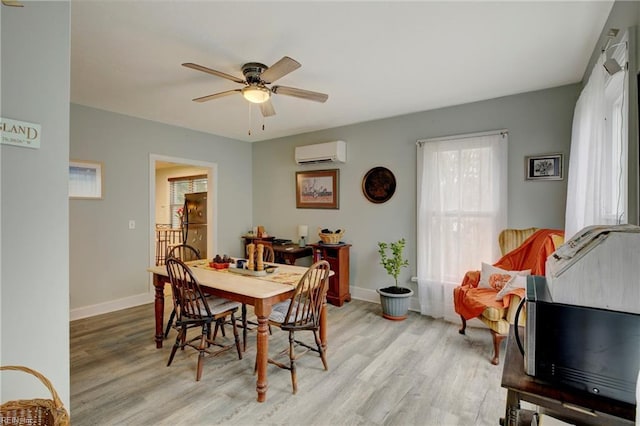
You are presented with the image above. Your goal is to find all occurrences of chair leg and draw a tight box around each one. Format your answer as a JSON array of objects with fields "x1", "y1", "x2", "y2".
[
  {"x1": 289, "y1": 331, "x2": 297, "y2": 394},
  {"x1": 490, "y1": 330, "x2": 506, "y2": 365},
  {"x1": 313, "y1": 330, "x2": 328, "y2": 370},
  {"x1": 212, "y1": 320, "x2": 220, "y2": 341},
  {"x1": 242, "y1": 304, "x2": 248, "y2": 352},
  {"x1": 196, "y1": 324, "x2": 209, "y2": 381},
  {"x1": 164, "y1": 308, "x2": 176, "y2": 338},
  {"x1": 167, "y1": 327, "x2": 184, "y2": 367},
  {"x1": 231, "y1": 312, "x2": 243, "y2": 360},
  {"x1": 458, "y1": 315, "x2": 467, "y2": 335}
]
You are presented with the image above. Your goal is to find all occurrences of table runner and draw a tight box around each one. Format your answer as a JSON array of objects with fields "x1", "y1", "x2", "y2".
[{"x1": 191, "y1": 261, "x2": 302, "y2": 286}]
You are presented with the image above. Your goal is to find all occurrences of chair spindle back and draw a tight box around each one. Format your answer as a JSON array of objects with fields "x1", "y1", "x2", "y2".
[
  {"x1": 282, "y1": 260, "x2": 330, "y2": 329},
  {"x1": 165, "y1": 257, "x2": 211, "y2": 320},
  {"x1": 167, "y1": 244, "x2": 201, "y2": 262}
]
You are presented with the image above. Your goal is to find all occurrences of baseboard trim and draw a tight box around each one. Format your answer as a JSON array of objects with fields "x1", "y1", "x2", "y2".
[
  {"x1": 70, "y1": 292, "x2": 154, "y2": 321},
  {"x1": 70, "y1": 286, "x2": 421, "y2": 321},
  {"x1": 350, "y1": 286, "x2": 421, "y2": 312}
]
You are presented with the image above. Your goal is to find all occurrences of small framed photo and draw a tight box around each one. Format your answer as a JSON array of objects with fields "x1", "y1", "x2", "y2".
[
  {"x1": 525, "y1": 153, "x2": 563, "y2": 181},
  {"x1": 69, "y1": 160, "x2": 103, "y2": 199},
  {"x1": 296, "y1": 169, "x2": 339, "y2": 209}
]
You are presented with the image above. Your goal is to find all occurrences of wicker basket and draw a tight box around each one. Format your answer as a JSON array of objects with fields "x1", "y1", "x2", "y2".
[
  {"x1": 1, "y1": 366, "x2": 69, "y2": 426},
  {"x1": 318, "y1": 228, "x2": 345, "y2": 245}
]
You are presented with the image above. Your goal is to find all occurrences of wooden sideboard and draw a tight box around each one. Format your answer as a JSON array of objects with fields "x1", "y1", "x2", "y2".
[
  {"x1": 309, "y1": 243, "x2": 351, "y2": 307},
  {"x1": 241, "y1": 235, "x2": 312, "y2": 265},
  {"x1": 272, "y1": 243, "x2": 313, "y2": 265}
]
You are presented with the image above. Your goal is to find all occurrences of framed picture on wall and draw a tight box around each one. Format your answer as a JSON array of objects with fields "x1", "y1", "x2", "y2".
[
  {"x1": 525, "y1": 153, "x2": 563, "y2": 181},
  {"x1": 69, "y1": 160, "x2": 103, "y2": 199},
  {"x1": 295, "y1": 169, "x2": 339, "y2": 209}
]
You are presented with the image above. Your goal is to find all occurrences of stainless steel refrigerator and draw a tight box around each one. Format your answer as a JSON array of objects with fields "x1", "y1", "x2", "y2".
[{"x1": 183, "y1": 192, "x2": 207, "y2": 259}]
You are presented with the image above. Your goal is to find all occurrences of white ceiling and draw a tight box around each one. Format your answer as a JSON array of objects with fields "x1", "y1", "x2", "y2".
[{"x1": 70, "y1": 1, "x2": 614, "y2": 142}]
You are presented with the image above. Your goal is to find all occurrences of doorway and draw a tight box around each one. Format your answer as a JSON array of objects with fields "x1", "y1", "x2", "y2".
[{"x1": 149, "y1": 154, "x2": 217, "y2": 269}]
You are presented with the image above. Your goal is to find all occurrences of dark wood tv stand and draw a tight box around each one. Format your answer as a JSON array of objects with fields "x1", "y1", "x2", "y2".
[{"x1": 500, "y1": 326, "x2": 636, "y2": 425}]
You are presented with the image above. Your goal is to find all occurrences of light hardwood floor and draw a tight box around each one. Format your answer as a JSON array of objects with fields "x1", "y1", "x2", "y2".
[{"x1": 70, "y1": 299, "x2": 508, "y2": 425}]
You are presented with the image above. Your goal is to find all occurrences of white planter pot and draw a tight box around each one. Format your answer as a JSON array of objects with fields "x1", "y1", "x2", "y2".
[{"x1": 376, "y1": 286, "x2": 413, "y2": 320}]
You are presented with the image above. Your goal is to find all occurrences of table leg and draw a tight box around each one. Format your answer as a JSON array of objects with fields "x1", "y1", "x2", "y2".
[
  {"x1": 153, "y1": 274, "x2": 165, "y2": 349},
  {"x1": 254, "y1": 300, "x2": 271, "y2": 402},
  {"x1": 319, "y1": 297, "x2": 327, "y2": 351},
  {"x1": 503, "y1": 389, "x2": 520, "y2": 426}
]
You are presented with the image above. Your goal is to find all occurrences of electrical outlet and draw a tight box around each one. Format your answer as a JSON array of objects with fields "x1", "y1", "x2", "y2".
[{"x1": 128, "y1": 220, "x2": 136, "y2": 230}]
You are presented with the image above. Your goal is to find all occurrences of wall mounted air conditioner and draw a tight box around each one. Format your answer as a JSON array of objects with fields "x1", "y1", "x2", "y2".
[{"x1": 295, "y1": 140, "x2": 346, "y2": 165}]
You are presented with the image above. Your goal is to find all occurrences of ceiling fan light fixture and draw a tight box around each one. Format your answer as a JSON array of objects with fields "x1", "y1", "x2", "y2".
[{"x1": 242, "y1": 86, "x2": 270, "y2": 104}]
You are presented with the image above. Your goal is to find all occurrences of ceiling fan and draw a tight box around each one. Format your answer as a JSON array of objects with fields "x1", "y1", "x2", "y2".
[{"x1": 182, "y1": 56, "x2": 328, "y2": 117}]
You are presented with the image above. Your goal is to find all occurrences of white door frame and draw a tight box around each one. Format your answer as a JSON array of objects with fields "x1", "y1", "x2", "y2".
[{"x1": 148, "y1": 154, "x2": 218, "y2": 275}]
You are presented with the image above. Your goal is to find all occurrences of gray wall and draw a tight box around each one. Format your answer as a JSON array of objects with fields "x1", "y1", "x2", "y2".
[
  {"x1": 1, "y1": 2, "x2": 70, "y2": 407},
  {"x1": 68, "y1": 85, "x2": 579, "y2": 313},
  {"x1": 253, "y1": 85, "x2": 579, "y2": 302},
  {"x1": 69, "y1": 104, "x2": 253, "y2": 312}
]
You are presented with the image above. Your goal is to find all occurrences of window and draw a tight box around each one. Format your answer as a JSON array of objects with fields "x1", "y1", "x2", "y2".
[
  {"x1": 565, "y1": 33, "x2": 628, "y2": 238},
  {"x1": 169, "y1": 174, "x2": 207, "y2": 228},
  {"x1": 416, "y1": 131, "x2": 508, "y2": 320},
  {"x1": 602, "y1": 61, "x2": 627, "y2": 224}
]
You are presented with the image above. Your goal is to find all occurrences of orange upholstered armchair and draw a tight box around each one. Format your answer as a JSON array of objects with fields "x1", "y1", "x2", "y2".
[{"x1": 453, "y1": 228, "x2": 564, "y2": 365}]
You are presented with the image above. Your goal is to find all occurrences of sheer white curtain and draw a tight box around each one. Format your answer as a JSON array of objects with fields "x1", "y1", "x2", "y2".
[
  {"x1": 417, "y1": 132, "x2": 508, "y2": 320},
  {"x1": 565, "y1": 38, "x2": 628, "y2": 239}
]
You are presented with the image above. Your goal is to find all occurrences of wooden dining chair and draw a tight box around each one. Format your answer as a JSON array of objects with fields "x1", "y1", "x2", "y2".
[
  {"x1": 163, "y1": 244, "x2": 202, "y2": 338},
  {"x1": 165, "y1": 257, "x2": 242, "y2": 381},
  {"x1": 259, "y1": 260, "x2": 330, "y2": 394},
  {"x1": 167, "y1": 243, "x2": 201, "y2": 262}
]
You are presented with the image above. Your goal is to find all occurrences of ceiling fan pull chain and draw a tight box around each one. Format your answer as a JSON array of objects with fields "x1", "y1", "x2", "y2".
[{"x1": 248, "y1": 102, "x2": 253, "y2": 136}]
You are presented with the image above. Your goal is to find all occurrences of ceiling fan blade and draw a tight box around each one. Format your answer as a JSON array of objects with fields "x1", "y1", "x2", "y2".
[
  {"x1": 259, "y1": 99, "x2": 276, "y2": 117},
  {"x1": 2, "y1": 0, "x2": 24, "y2": 6},
  {"x1": 182, "y1": 63, "x2": 245, "y2": 84},
  {"x1": 272, "y1": 85, "x2": 328, "y2": 103},
  {"x1": 193, "y1": 89, "x2": 241, "y2": 103},
  {"x1": 261, "y1": 56, "x2": 301, "y2": 84}
]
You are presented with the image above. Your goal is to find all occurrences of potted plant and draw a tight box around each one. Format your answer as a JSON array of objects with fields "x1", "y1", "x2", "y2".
[{"x1": 376, "y1": 238, "x2": 413, "y2": 320}]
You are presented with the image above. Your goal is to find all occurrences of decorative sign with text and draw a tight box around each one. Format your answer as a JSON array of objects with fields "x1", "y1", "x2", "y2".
[{"x1": 1, "y1": 117, "x2": 41, "y2": 149}]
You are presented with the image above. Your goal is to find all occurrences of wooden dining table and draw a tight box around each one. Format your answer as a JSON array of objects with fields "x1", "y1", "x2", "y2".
[{"x1": 147, "y1": 261, "x2": 328, "y2": 402}]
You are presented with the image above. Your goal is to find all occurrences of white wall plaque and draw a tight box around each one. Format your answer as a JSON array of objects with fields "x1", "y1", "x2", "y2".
[{"x1": 1, "y1": 117, "x2": 41, "y2": 149}]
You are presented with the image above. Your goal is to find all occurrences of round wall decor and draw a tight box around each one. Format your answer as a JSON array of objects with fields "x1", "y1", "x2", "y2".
[{"x1": 362, "y1": 166, "x2": 396, "y2": 203}]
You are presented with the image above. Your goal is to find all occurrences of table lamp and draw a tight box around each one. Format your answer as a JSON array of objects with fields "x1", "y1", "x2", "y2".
[{"x1": 298, "y1": 225, "x2": 308, "y2": 247}]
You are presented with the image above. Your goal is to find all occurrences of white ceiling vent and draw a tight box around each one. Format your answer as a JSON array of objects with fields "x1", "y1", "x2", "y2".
[{"x1": 295, "y1": 140, "x2": 346, "y2": 165}]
